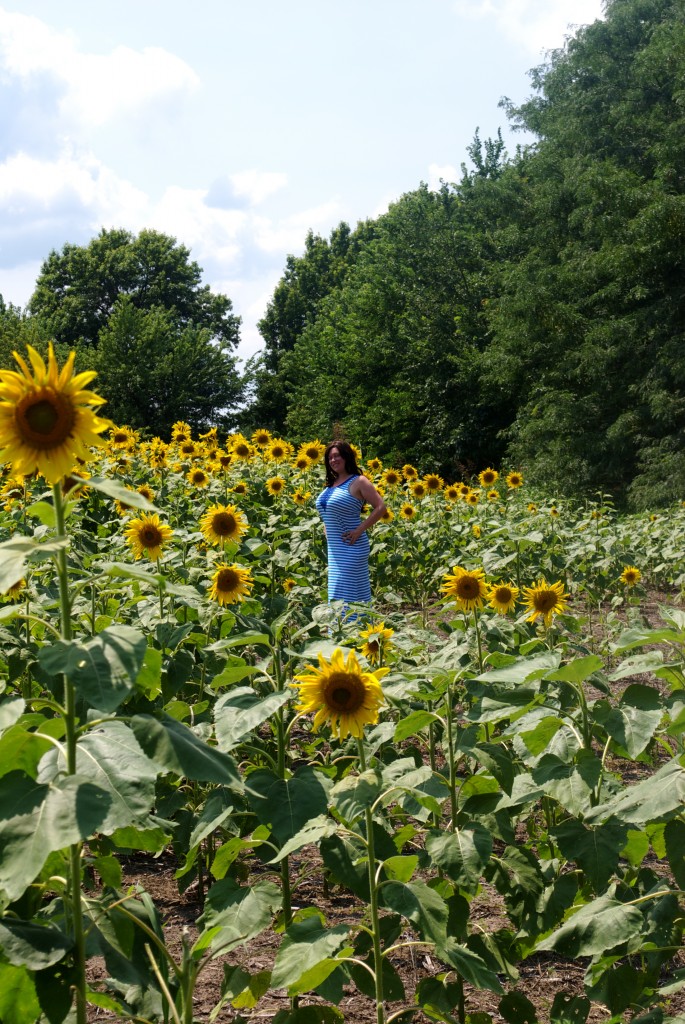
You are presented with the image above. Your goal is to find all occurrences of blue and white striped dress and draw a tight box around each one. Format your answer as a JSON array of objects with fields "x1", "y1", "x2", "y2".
[{"x1": 316, "y1": 476, "x2": 371, "y2": 603}]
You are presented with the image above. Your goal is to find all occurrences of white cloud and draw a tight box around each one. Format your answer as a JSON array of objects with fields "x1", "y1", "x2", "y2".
[
  {"x1": 453, "y1": 0, "x2": 605, "y2": 54},
  {"x1": 0, "y1": 260, "x2": 42, "y2": 307},
  {"x1": 428, "y1": 163, "x2": 460, "y2": 190},
  {"x1": 252, "y1": 199, "x2": 342, "y2": 253},
  {"x1": 230, "y1": 170, "x2": 288, "y2": 206},
  {"x1": 0, "y1": 7, "x2": 199, "y2": 127},
  {"x1": 0, "y1": 149, "x2": 148, "y2": 223}
]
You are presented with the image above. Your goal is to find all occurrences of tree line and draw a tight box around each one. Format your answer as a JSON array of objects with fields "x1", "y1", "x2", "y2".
[{"x1": 2, "y1": 0, "x2": 683, "y2": 508}]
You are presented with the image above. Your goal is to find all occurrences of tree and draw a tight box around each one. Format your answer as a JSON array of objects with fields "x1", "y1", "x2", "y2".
[
  {"x1": 28, "y1": 228, "x2": 240, "y2": 349},
  {"x1": 94, "y1": 297, "x2": 244, "y2": 437}
]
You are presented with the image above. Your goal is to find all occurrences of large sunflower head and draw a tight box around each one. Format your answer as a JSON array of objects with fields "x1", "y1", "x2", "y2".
[
  {"x1": 424, "y1": 473, "x2": 444, "y2": 493},
  {"x1": 299, "y1": 440, "x2": 325, "y2": 465},
  {"x1": 208, "y1": 563, "x2": 253, "y2": 606},
  {"x1": 171, "y1": 420, "x2": 192, "y2": 442},
  {"x1": 187, "y1": 466, "x2": 209, "y2": 488},
  {"x1": 620, "y1": 565, "x2": 642, "y2": 587},
  {"x1": 410, "y1": 480, "x2": 427, "y2": 500},
  {"x1": 441, "y1": 566, "x2": 488, "y2": 612},
  {"x1": 251, "y1": 428, "x2": 272, "y2": 448},
  {"x1": 267, "y1": 438, "x2": 293, "y2": 462},
  {"x1": 506, "y1": 471, "x2": 524, "y2": 489},
  {"x1": 402, "y1": 463, "x2": 418, "y2": 481},
  {"x1": 522, "y1": 578, "x2": 569, "y2": 626},
  {"x1": 124, "y1": 512, "x2": 173, "y2": 561},
  {"x1": 292, "y1": 647, "x2": 388, "y2": 741},
  {"x1": 231, "y1": 437, "x2": 254, "y2": 460},
  {"x1": 479, "y1": 468, "x2": 499, "y2": 487},
  {"x1": 200, "y1": 503, "x2": 248, "y2": 546},
  {"x1": 400, "y1": 502, "x2": 416, "y2": 520},
  {"x1": 444, "y1": 484, "x2": 460, "y2": 502},
  {"x1": 266, "y1": 476, "x2": 286, "y2": 496},
  {"x1": 487, "y1": 581, "x2": 519, "y2": 615},
  {"x1": 0, "y1": 343, "x2": 110, "y2": 484},
  {"x1": 292, "y1": 488, "x2": 311, "y2": 506}
]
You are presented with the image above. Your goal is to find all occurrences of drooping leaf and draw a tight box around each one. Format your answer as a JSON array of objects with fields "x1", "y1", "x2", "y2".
[
  {"x1": 0, "y1": 919, "x2": 72, "y2": 969},
  {"x1": 268, "y1": 814, "x2": 337, "y2": 863},
  {"x1": 38, "y1": 625, "x2": 147, "y2": 711},
  {"x1": 0, "y1": 536, "x2": 67, "y2": 593},
  {"x1": 536, "y1": 896, "x2": 644, "y2": 956},
  {"x1": 329, "y1": 769, "x2": 383, "y2": 822},
  {"x1": 0, "y1": 773, "x2": 110, "y2": 900},
  {"x1": 586, "y1": 758, "x2": 685, "y2": 826},
  {"x1": 426, "y1": 825, "x2": 492, "y2": 894},
  {"x1": 214, "y1": 687, "x2": 290, "y2": 752},
  {"x1": 131, "y1": 713, "x2": 242, "y2": 788},
  {"x1": 248, "y1": 767, "x2": 330, "y2": 845},
  {"x1": 553, "y1": 818, "x2": 627, "y2": 891},
  {"x1": 380, "y1": 880, "x2": 449, "y2": 945},
  {"x1": 271, "y1": 915, "x2": 350, "y2": 990},
  {"x1": 196, "y1": 878, "x2": 281, "y2": 957}
]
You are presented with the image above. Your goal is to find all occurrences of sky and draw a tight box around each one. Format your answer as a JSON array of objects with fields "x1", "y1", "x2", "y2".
[{"x1": 0, "y1": 0, "x2": 605, "y2": 362}]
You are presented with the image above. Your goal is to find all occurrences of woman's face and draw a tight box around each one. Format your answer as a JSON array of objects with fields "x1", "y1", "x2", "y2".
[{"x1": 328, "y1": 446, "x2": 345, "y2": 477}]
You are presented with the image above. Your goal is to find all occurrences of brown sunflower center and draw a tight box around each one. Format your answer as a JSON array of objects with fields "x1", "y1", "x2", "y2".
[
  {"x1": 456, "y1": 577, "x2": 480, "y2": 599},
  {"x1": 140, "y1": 525, "x2": 163, "y2": 547},
  {"x1": 213, "y1": 512, "x2": 237, "y2": 536},
  {"x1": 271, "y1": 481, "x2": 283, "y2": 491},
  {"x1": 534, "y1": 591, "x2": 558, "y2": 613},
  {"x1": 235, "y1": 444, "x2": 249, "y2": 457},
  {"x1": 494, "y1": 587, "x2": 512, "y2": 603},
  {"x1": 324, "y1": 672, "x2": 365, "y2": 713},
  {"x1": 17, "y1": 389, "x2": 75, "y2": 449},
  {"x1": 217, "y1": 568, "x2": 240, "y2": 590}
]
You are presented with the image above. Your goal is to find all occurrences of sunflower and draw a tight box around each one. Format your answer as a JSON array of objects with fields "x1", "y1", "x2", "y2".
[
  {"x1": 550, "y1": 506, "x2": 559, "y2": 518},
  {"x1": 527, "y1": 502, "x2": 538, "y2": 513},
  {"x1": 472, "y1": 524, "x2": 481, "y2": 538},
  {"x1": 200, "y1": 503, "x2": 248, "y2": 546},
  {"x1": 217, "y1": 450, "x2": 233, "y2": 469},
  {"x1": 620, "y1": 566, "x2": 642, "y2": 587},
  {"x1": 381, "y1": 468, "x2": 402, "y2": 489},
  {"x1": 293, "y1": 455, "x2": 311, "y2": 472},
  {"x1": 251, "y1": 428, "x2": 272, "y2": 448},
  {"x1": 0, "y1": 342, "x2": 109, "y2": 484},
  {"x1": 137, "y1": 484, "x2": 155, "y2": 504},
  {"x1": 125, "y1": 513, "x2": 173, "y2": 560},
  {"x1": 292, "y1": 648, "x2": 388, "y2": 741},
  {"x1": 466, "y1": 490, "x2": 480, "y2": 506},
  {"x1": 267, "y1": 476, "x2": 286, "y2": 496},
  {"x1": 2, "y1": 576, "x2": 26, "y2": 602},
  {"x1": 441, "y1": 566, "x2": 488, "y2": 612},
  {"x1": 479, "y1": 468, "x2": 499, "y2": 487},
  {"x1": 506, "y1": 471, "x2": 524, "y2": 489},
  {"x1": 148, "y1": 443, "x2": 168, "y2": 469},
  {"x1": 487, "y1": 489, "x2": 499, "y2": 502},
  {"x1": 400, "y1": 502, "x2": 416, "y2": 520},
  {"x1": 458, "y1": 483, "x2": 471, "y2": 497},
  {"x1": 208, "y1": 563, "x2": 253, "y2": 605},
  {"x1": 366, "y1": 457, "x2": 383, "y2": 472},
  {"x1": 283, "y1": 577, "x2": 297, "y2": 594},
  {"x1": 187, "y1": 467, "x2": 209, "y2": 488},
  {"x1": 381, "y1": 506, "x2": 394, "y2": 522},
  {"x1": 109, "y1": 425, "x2": 136, "y2": 448},
  {"x1": 424, "y1": 473, "x2": 444, "y2": 493},
  {"x1": 444, "y1": 484, "x2": 460, "y2": 502},
  {"x1": 410, "y1": 480, "x2": 427, "y2": 500},
  {"x1": 402, "y1": 464, "x2": 418, "y2": 480},
  {"x1": 231, "y1": 437, "x2": 253, "y2": 460},
  {"x1": 232, "y1": 480, "x2": 248, "y2": 496},
  {"x1": 292, "y1": 488, "x2": 311, "y2": 506},
  {"x1": 171, "y1": 421, "x2": 192, "y2": 442},
  {"x1": 267, "y1": 438, "x2": 293, "y2": 462},
  {"x1": 522, "y1": 578, "x2": 569, "y2": 626},
  {"x1": 487, "y1": 582, "x2": 519, "y2": 615},
  {"x1": 358, "y1": 622, "x2": 394, "y2": 666},
  {"x1": 299, "y1": 440, "x2": 325, "y2": 464}
]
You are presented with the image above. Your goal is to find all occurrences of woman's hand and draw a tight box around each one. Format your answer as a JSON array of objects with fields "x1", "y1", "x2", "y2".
[{"x1": 342, "y1": 527, "x2": 363, "y2": 545}]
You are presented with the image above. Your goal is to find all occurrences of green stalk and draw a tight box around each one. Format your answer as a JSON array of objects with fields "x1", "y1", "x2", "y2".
[
  {"x1": 53, "y1": 484, "x2": 87, "y2": 1024},
  {"x1": 444, "y1": 684, "x2": 459, "y2": 833},
  {"x1": 357, "y1": 739, "x2": 385, "y2": 1024}
]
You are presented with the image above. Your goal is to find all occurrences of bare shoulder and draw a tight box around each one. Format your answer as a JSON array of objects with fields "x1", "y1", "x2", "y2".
[{"x1": 351, "y1": 475, "x2": 383, "y2": 505}]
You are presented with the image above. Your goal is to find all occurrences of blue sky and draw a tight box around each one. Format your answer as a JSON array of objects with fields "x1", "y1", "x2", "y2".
[{"x1": 0, "y1": 0, "x2": 605, "y2": 360}]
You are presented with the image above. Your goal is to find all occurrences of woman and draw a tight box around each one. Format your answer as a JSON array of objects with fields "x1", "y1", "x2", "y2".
[{"x1": 316, "y1": 441, "x2": 386, "y2": 604}]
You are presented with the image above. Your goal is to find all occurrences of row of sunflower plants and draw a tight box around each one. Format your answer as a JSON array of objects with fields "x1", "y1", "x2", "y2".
[{"x1": 0, "y1": 345, "x2": 684, "y2": 1023}]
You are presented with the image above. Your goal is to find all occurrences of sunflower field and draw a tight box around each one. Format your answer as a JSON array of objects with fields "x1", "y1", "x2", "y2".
[{"x1": 2, "y1": 347, "x2": 685, "y2": 1024}]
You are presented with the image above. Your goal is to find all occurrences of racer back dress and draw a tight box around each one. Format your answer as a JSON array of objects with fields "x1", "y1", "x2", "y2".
[{"x1": 316, "y1": 476, "x2": 371, "y2": 603}]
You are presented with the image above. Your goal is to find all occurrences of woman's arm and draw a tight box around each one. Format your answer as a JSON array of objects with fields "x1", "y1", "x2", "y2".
[{"x1": 343, "y1": 477, "x2": 386, "y2": 544}]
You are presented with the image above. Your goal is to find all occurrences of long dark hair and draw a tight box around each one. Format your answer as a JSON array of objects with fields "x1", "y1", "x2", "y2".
[{"x1": 324, "y1": 441, "x2": 363, "y2": 487}]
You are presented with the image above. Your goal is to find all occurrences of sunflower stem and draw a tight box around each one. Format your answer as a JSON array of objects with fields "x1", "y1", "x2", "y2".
[
  {"x1": 445, "y1": 684, "x2": 459, "y2": 834},
  {"x1": 472, "y1": 609, "x2": 484, "y2": 675},
  {"x1": 52, "y1": 483, "x2": 87, "y2": 1024},
  {"x1": 357, "y1": 738, "x2": 385, "y2": 1024}
]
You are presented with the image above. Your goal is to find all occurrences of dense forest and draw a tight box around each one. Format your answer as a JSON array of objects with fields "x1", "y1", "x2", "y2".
[{"x1": 2, "y1": 0, "x2": 684, "y2": 508}]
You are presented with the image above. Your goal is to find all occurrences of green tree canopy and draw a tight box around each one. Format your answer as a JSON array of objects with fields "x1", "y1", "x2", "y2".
[{"x1": 28, "y1": 228, "x2": 240, "y2": 349}]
